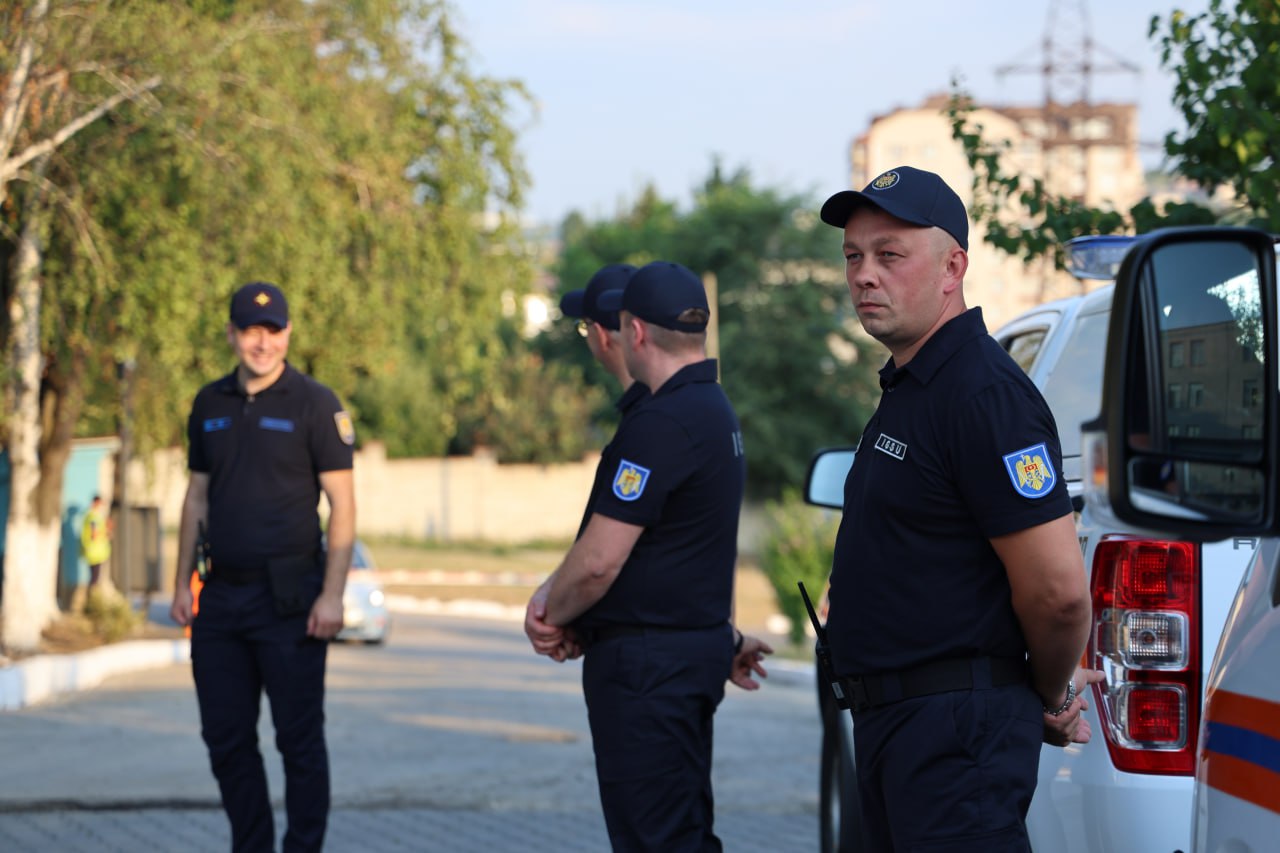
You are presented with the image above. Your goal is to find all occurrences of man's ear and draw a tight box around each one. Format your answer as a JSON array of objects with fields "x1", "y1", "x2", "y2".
[
  {"x1": 942, "y1": 246, "x2": 968, "y2": 294},
  {"x1": 627, "y1": 315, "x2": 647, "y2": 349}
]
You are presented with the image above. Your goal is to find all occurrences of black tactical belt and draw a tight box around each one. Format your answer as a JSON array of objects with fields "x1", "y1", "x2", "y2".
[
  {"x1": 844, "y1": 656, "x2": 1029, "y2": 712},
  {"x1": 208, "y1": 566, "x2": 267, "y2": 585},
  {"x1": 578, "y1": 623, "x2": 714, "y2": 648}
]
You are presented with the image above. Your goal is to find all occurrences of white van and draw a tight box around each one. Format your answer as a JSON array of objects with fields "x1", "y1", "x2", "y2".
[
  {"x1": 806, "y1": 235, "x2": 1260, "y2": 852},
  {"x1": 1084, "y1": 226, "x2": 1280, "y2": 852}
]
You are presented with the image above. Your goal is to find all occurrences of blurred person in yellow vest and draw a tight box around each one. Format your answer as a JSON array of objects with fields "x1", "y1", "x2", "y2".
[{"x1": 80, "y1": 494, "x2": 112, "y2": 587}]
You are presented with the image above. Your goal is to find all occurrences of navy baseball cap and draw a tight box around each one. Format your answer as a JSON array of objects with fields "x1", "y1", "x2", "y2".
[
  {"x1": 559, "y1": 263, "x2": 637, "y2": 331},
  {"x1": 597, "y1": 261, "x2": 709, "y2": 332},
  {"x1": 819, "y1": 166, "x2": 969, "y2": 251},
  {"x1": 229, "y1": 282, "x2": 289, "y2": 329}
]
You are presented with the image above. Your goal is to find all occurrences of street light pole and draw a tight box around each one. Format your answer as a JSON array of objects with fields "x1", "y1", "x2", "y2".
[{"x1": 703, "y1": 271, "x2": 720, "y2": 380}]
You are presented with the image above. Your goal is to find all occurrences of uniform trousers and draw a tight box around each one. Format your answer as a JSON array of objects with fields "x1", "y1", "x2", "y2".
[
  {"x1": 582, "y1": 625, "x2": 733, "y2": 853},
  {"x1": 851, "y1": 682, "x2": 1043, "y2": 852},
  {"x1": 192, "y1": 576, "x2": 328, "y2": 853}
]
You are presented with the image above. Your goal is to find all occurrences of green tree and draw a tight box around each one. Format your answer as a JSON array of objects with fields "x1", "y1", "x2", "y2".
[
  {"x1": 1, "y1": 0, "x2": 170, "y2": 650},
  {"x1": 536, "y1": 163, "x2": 882, "y2": 498},
  {"x1": 0, "y1": 0, "x2": 533, "y2": 650},
  {"x1": 757, "y1": 489, "x2": 839, "y2": 647},
  {"x1": 1155, "y1": 0, "x2": 1280, "y2": 230},
  {"x1": 947, "y1": 0, "x2": 1275, "y2": 271}
]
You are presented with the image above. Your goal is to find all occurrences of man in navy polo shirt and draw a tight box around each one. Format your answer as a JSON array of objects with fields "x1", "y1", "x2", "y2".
[
  {"x1": 525, "y1": 262, "x2": 643, "y2": 661},
  {"x1": 818, "y1": 167, "x2": 1104, "y2": 851},
  {"x1": 169, "y1": 281, "x2": 355, "y2": 853},
  {"x1": 527, "y1": 261, "x2": 771, "y2": 851}
]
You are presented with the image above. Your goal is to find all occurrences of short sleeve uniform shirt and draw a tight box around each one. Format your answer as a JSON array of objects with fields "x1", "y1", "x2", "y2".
[
  {"x1": 574, "y1": 381, "x2": 650, "y2": 540},
  {"x1": 576, "y1": 360, "x2": 745, "y2": 631},
  {"x1": 827, "y1": 308, "x2": 1073, "y2": 676},
  {"x1": 187, "y1": 363, "x2": 354, "y2": 570}
]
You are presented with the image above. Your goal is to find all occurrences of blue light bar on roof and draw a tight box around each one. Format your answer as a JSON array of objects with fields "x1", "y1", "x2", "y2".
[{"x1": 1065, "y1": 235, "x2": 1138, "y2": 282}]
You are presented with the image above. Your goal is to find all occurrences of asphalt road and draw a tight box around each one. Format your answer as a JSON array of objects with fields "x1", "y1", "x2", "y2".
[{"x1": 0, "y1": 608, "x2": 823, "y2": 852}]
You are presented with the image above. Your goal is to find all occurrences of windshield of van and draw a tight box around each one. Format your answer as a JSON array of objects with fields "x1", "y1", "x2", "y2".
[{"x1": 1040, "y1": 309, "x2": 1108, "y2": 461}]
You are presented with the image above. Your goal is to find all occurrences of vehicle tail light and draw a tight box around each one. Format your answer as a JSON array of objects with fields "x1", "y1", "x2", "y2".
[{"x1": 1091, "y1": 537, "x2": 1200, "y2": 774}]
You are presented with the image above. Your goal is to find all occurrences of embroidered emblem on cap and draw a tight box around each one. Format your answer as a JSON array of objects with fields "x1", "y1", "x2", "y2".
[
  {"x1": 871, "y1": 171, "x2": 900, "y2": 190},
  {"x1": 334, "y1": 411, "x2": 355, "y2": 445},
  {"x1": 612, "y1": 459, "x2": 651, "y2": 501},
  {"x1": 1003, "y1": 443, "x2": 1056, "y2": 499},
  {"x1": 254, "y1": 291, "x2": 271, "y2": 306}
]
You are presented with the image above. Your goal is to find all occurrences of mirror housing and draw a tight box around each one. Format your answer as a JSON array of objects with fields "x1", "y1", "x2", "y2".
[
  {"x1": 1099, "y1": 226, "x2": 1280, "y2": 539},
  {"x1": 804, "y1": 448, "x2": 855, "y2": 510}
]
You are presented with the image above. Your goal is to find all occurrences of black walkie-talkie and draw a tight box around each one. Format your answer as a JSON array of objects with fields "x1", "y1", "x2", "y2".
[{"x1": 798, "y1": 582, "x2": 849, "y2": 710}]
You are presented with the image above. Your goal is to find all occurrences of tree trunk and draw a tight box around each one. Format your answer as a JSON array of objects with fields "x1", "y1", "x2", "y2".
[
  {"x1": 1, "y1": 160, "x2": 56, "y2": 653},
  {"x1": 38, "y1": 351, "x2": 85, "y2": 521}
]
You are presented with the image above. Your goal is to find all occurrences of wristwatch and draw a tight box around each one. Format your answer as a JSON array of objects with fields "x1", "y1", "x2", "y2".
[{"x1": 1044, "y1": 679, "x2": 1078, "y2": 716}]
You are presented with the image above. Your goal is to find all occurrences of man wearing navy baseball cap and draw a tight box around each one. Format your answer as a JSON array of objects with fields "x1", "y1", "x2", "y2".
[
  {"x1": 595, "y1": 259, "x2": 710, "y2": 332},
  {"x1": 557, "y1": 263, "x2": 639, "y2": 395},
  {"x1": 818, "y1": 168, "x2": 1097, "y2": 851},
  {"x1": 526, "y1": 259, "x2": 772, "y2": 851},
  {"x1": 172, "y1": 279, "x2": 357, "y2": 852},
  {"x1": 559, "y1": 263, "x2": 634, "y2": 332},
  {"x1": 229, "y1": 281, "x2": 290, "y2": 330},
  {"x1": 525, "y1": 263, "x2": 644, "y2": 666}
]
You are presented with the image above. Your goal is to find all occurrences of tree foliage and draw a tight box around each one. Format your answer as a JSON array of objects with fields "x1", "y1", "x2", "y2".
[
  {"x1": 1154, "y1": 0, "x2": 1280, "y2": 230},
  {"x1": 0, "y1": 0, "x2": 548, "y2": 646},
  {"x1": 4, "y1": 0, "x2": 539, "y2": 459},
  {"x1": 948, "y1": 0, "x2": 1276, "y2": 269},
  {"x1": 536, "y1": 163, "x2": 883, "y2": 499},
  {"x1": 758, "y1": 489, "x2": 839, "y2": 646}
]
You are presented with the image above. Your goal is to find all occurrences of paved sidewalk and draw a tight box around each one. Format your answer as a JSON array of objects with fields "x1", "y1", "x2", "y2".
[
  {"x1": 0, "y1": 601, "x2": 820, "y2": 852},
  {"x1": 0, "y1": 806, "x2": 817, "y2": 852},
  {"x1": 0, "y1": 595, "x2": 813, "y2": 711}
]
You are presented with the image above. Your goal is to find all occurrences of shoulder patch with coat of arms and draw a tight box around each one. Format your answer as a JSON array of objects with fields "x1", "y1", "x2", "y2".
[
  {"x1": 1002, "y1": 443, "x2": 1056, "y2": 499},
  {"x1": 612, "y1": 459, "x2": 651, "y2": 501},
  {"x1": 334, "y1": 411, "x2": 355, "y2": 445}
]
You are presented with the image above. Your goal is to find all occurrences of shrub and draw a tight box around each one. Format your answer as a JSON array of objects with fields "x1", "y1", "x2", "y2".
[
  {"x1": 757, "y1": 489, "x2": 839, "y2": 646},
  {"x1": 84, "y1": 586, "x2": 144, "y2": 642}
]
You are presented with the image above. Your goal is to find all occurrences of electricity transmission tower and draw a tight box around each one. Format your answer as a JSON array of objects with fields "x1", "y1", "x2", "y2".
[{"x1": 995, "y1": 0, "x2": 1141, "y2": 202}]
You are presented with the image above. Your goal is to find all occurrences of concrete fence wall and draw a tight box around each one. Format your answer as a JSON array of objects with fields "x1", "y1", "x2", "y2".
[
  {"x1": 125, "y1": 441, "x2": 600, "y2": 545},
  {"x1": 105, "y1": 439, "x2": 770, "y2": 559}
]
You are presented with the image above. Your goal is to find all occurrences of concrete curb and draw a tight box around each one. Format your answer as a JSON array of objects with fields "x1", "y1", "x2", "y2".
[{"x1": 0, "y1": 638, "x2": 190, "y2": 712}]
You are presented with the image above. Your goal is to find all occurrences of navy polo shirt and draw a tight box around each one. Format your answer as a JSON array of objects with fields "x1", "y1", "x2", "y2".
[
  {"x1": 187, "y1": 363, "x2": 354, "y2": 570},
  {"x1": 827, "y1": 308, "x2": 1072, "y2": 676},
  {"x1": 574, "y1": 381, "x2": 651, "y2": 540},
  {"x1": 576, "y1": 359, "x2": 745, "y2": 630}
]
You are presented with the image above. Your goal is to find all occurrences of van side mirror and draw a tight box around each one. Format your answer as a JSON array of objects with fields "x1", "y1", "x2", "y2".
[
  {"x1": 1095, "y1": 227, "x2": 1280, "y2": 538},
  {"x1": 804, "y1": 448, "x2": 855, "y2": 510}
]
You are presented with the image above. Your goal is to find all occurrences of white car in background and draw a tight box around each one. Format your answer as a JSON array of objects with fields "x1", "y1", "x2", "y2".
[{"x1": 336, "y1": 539, "x2": 390, "y2": 644}]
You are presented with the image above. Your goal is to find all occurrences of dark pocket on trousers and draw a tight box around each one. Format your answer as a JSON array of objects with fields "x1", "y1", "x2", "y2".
[{"x1": 266, "y1": 554, "x2": 319, "y2": 617}]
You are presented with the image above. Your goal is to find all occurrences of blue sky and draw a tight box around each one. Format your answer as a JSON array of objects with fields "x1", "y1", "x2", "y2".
[{"x1": 457, "y1": 1, "x2": 1211, "y2": 226}]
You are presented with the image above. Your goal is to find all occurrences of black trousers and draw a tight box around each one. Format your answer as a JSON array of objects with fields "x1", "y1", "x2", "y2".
[
  {"x1": 851, "y1": 683, "x2": 1043, "y2": 852},
  {"x1": 582, "y1": 624, "x2": 733, "y2": 853},
  {"x1": 192, "y1": 576, "x2": 328, "y2": 853}
]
